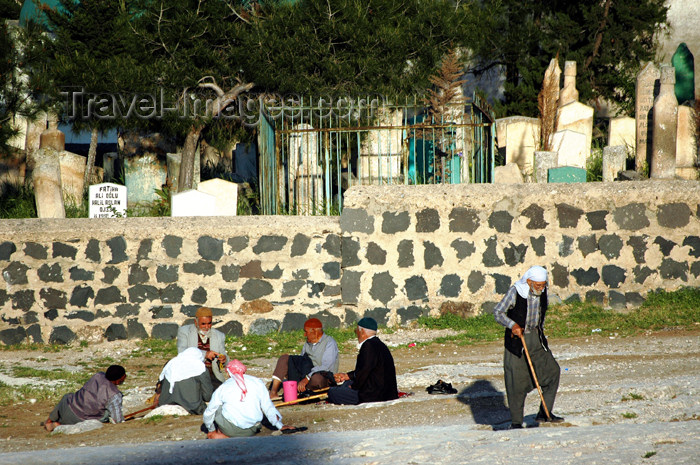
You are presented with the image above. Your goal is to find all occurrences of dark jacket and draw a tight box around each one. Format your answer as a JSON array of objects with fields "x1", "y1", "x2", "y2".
[
  {"x1": 348, "y1": 337, "x2": 398, "y2": 403},
  {"x1": 158, "y1": 371, "x2": 213, "y2": 415},
  {"x1": 66, "y1": 372, "x2": 121, "y2": 421},
  {"x1": 504, "y1": 290, "x2": 550, "y2": 357}
]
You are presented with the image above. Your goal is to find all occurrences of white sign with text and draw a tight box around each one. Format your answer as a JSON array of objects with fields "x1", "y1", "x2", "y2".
[{"x1": 89, "y1": 182, "x2": 127, "y2": 218}]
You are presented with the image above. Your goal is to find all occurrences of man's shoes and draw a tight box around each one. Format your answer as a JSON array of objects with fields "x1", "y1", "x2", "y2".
[
  {"x1": 535, "y1": 413, "x2": 565, "y2": 423},
  {"x1": 426, "y1": 380, "x2": 458, "y2": 395},
  {"x1": 509, "y1": 423, "x2": 523, "y2": 429}
]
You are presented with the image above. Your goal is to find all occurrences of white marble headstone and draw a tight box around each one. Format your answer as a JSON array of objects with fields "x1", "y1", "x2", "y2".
[
  {"x1": 171, "y1": 189, "x2": 216, "y2": 217},
  {"x1": 89, "y1": 182, "x2": 127, "y2": 218}
]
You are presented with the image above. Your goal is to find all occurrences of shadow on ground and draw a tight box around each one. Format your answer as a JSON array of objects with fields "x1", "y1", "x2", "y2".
[{"x1": 457, "y1": 379, "x2": 511, "y2": 429}]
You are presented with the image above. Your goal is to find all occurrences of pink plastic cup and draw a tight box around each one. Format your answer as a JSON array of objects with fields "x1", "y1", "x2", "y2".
[{"x1": 282, "y1": 380, "x2": 298, "y2": 402}]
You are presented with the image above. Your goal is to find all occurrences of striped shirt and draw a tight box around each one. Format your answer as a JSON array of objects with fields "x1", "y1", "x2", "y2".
[
  {"x1": 105, "y1": 392, "x2": 124, "y2": 423},
  {"x1": 493, "y1": 285, "x2": 544, "y2": 332}
]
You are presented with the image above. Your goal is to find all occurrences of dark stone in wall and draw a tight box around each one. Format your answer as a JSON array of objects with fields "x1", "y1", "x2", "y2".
[
  {"x1": 397, "y1": 240, "x2": 414, "y2": 267},
  {"x1": 1, "y1": 315, "x2": 19, "y2": 325},
  {"x1": 293, "y1": 270, "x2": 309, "y2": 280},
  {"x1": 323, "y1": 234, "x2": 341, "y2": 258},
  {"x1": 263, "y1": 265, "x2": 283, "y2": 279},
  {"x1": 66, "y1": 310, "x2": 95, "y2": 322},
  {"x1": 69, "y1": 266, "x2": 94, "y2": 281},
  {"x1": 602, "y1": 265, "x2": 626, "y2": 288},
  {"x1": 291, "y1": 234, "x2": 311, "y2": 257},
  {"x1": 370, "y1": 271, "x2": 396, "y2": 304},
  {"x1": 404, "y1": 275, "x2": 428, "y2": 301},
  {"x1": 322, "y1": 262, "x2": 341, "y2": 280},
  {"x1": 691, "y1": 261, "x2": 700, "y2": 278},
  {"x1": 558, "y1": 236, "x2": 574, "y2": 257},
  {"x1": 102, "y1": 266, "x2": 120, "y2": 284},
  {"x1": 23, "y1": 311, "x2": 39, "y2": 324},
  {"x1": 578, "y1": 235, "x2": 597, "y2": 257},
  {"x1": 633, "y1": 265, "x2": 655, "y2": 284},
  {"x1": 281, "y1": 313, "x2": 307, "y2": 332},
  {"x1": 85, "y1": 239, "x2": 100, "y2": 262},
  {"x1": 440, "y1": 274, "x2": 463, "y2": 297},
  {"x1": 625, "y1": 292, "x2": 645, "y2": 307},
  {"x1": 492, "y1": 273, "x2": 511, "y2": 294},
  {"x1": 220, "y1": 289, "x2": 237, "y2": 303},
  {"x1": 128, "y1": 285, "x2": 158, "y2": 303},
  {"x1": 116, "y1": 304, "x2": 140, "y2": 317},
  {"x1": 556, "y1": 203, "x2": 584, "y2": 228},
  {"x1": 521, "y1": 204, "x2": 548, "y2": 229},
  {"x1": 150, "y1": 306, "x2": 173, "y2": 319},
  {"x1": 38, "y1": 263, "x2": 63, "y2": 283},
  {"x1": 481, "y1": 301, "x2": 498, "y2": 314},
  {"x1": 341, "y1": 270, "x2": 362, "y2": 304},
  {"x1": 344, "y1": 308, "x2": 360, "y2": 326},
  {"x1": 191, "y1": 287, "x2": 207, "y2": 303},
  {"x1": 228, "y1": 236, "x2": 249, "y2": 253},
  {"x1": 416, "y1": 208, "x2": 440, "y2": 233},
  {"x1": 627, "y1": 236, "x2": 648, "y2": 264},
  {"x1": 382, "y1": 211, "x2": 410, "y2": 234},
  {"x1": 44, "y1": 308, "x2": 58, "y2": 320},
  {"x1": 0, "y1": 327, "x2": 26, "y2": 345},
  {"x1": 341, "y1": 237, "x2": 361, "y2": 267},
  {"x1": 219, "y1": 320, "x2": 243, "y2": 337},
  {"x1": 0, "y1": 289, "x2": 7, "y2": 306},
  {"x1": 26, "y1": 324, "x2": 43, "y2": 343},
  {"x1": 323, "y1": 285, "x2": 341, "y2": 296},
  {"x1": 95, "y1": 286, "x2": 125, "y2": 305},
  {"x1": 366, "y1": 242, "x2": 387, "y2": 265},
  {"x1": 12, "y1": 290, "x2": 34, "y2": 311},
  {"x1": 599, "y1": 234, "x2": 624, "y2": 259},
  {"x1": 249, "y1": 318, "x2": 280, "y2": 335},
  {"x1": 307, "y1": 281, "x2": 325, "y2": 298},
  {"x1": 467, "y1": 271, "x2": 485, "y2": 293},
  {"x1": 449, "y1": 208, "x2": 480, "y2": 234},
  {"x1": 282, "y1": 280, "x2": 305, "y2": 298},
  {"x1": 163, "y1": 235, "x2": 183, "y2": 258},
  {"x1": 482, "y1": 236, "x2": 504, "y2": 267},
  {"x1": 151, "y1": 323, "x2": 178, "y2": 340},
  {"x1": 363, "y1": 307, "x2": 389, "y2": 326},
  {"x1": 0, "y1": 242, "x2": 17, "y2": 260},
  {"x1": 586, "y1": 210, "x2": 608, "y2": 230},
  {"x1": 222, "y1": 264, "x2": 241, "y2": 282},
  {"x1": 198, "y1": 236, "x2": 224, "y2": 261},
  {"x1": 24, "y1": 242, "x2": 47, "y2": 260},
  {"x1": 127, "y1": 319, "x2": 149, "y2": 339},
  {"x1": 657, "y1": 203, "x2": 691, "y2": 228},
  {"x1": 340, "y1": 208, "x2": 374, "y2": 234},
  {"x1": 128, "y1": 264, "x2": 149, "y2": 285},
  {"x1": 654, "y1": 237, "x2": 676, "y2": 256},
  {"x1": 161, "y1": 283, "x2": 184, "y2": 303},
  {"x1": 310, "y1": 310, "x2": 341, "y2": 329},
  {"x1": 565, "y1": 294, "x2": 581, "y2": 303},
  {"x1": 424, "y1": 241, "x2": 444, "y2": 269},
  {"x1": 106, "y1": 236, "x2": 128, "y2": 264},
  {"x1": 40, "y1": 288, "x2": 67, "y2": 309},
  {"x1": 50, "y1": 325, "x2": 76, "y2": 345},
  {"x1": 504, "y1": 242, "x2": 528, "y2": 266},
  {"x1": 585, "y1": 290, "x2": 605, "y2": 305},
  {"x1": 488, "y1": 211, "x2": 513, "y2": 233},
  {"x1": 571, "y1": 267, "x2": 600, "y2": 286},
  {"x1": 608, "y1": 291, "x2": 626, "y2": 309},
  {"x1": 3, "y1": 262, "x2": 29, "y2": 285},
  {"x1": 157, "y1": 265, "x2": 179, "y2": 283},
  {"x1": 660, "y1": 258, "x2": 687, "y2": 281},
  {"x1": 530, "y1": 236, "x2": 545, "y2": 257},
  {"x1": 613, "y1": 203, "x2": 649, "y2": 230},
  {"x1": 551, "y1": 263, "x2": 569, "y2": 288},
  {"x1": 137, "y1": 239, "x2": 153, "y2": 260},
  {"x1": 183, "y1": 260, "x2": 216, "y2": 276},
  {"x1": 241, "y1": 279, "x2": 274, "y2": 300},
  {"x1": 398, "y1": 305, "x2": 428, "y2": 322},
  {"x1": 683, "y1": 236, "x2": 700, "y2": 257},
  {"x1": 181, "y1": 305, "x2": 227, "y2": 317},
  {"x1": 53, "y1": 242, "x2": 77, "y2": 260}
]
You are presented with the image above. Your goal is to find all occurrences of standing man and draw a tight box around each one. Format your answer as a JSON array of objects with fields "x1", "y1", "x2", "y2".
[
  {"x1": 44, "y1": 365, "x2": 127, "y2": 431},
  {"x1": 494, "y1": 265, "x2": 564, "y2": 429},
  {"x1": 327, "y1": 317, "x2": 398, "y2": 405},
  {"x1": 269, "y1": 317, "x2": 339, "y2": 398},
  {"x1": 177, "y1": 307, "x2": 228, "y2": 389}
]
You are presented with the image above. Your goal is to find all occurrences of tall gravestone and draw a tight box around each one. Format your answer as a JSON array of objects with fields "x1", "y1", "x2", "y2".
[
  {"x1": 635, "y1": 62, "x2": 660, "y2": 173},
  {"x1": 650, "y1": 64, "x2": 678, "y2": 179},
  {"x1": 676, "y1": 105, "x2": 698, "y2": 179},
  {"x1": 559, "y1": 61, "x2": 579, "y2": 107},
  {"x1": 32, "y1": 148, "x2": 65, "y2": 218}
]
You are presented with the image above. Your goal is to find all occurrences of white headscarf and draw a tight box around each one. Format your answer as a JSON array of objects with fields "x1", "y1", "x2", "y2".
[
  {"x1": 514, "y1": 266, "x2": 548, "y2": 298},
  {"x1": 159, "y1": 347, "x2": 206, "y2": 393}
]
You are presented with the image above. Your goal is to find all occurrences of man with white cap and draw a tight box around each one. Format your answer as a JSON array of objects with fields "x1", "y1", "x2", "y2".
[
  {"x1": 156, "y1": 347, "x2": 213, "y2": 415},
  {"x1": 494, "y1": 265, "x2": 564, "y2": 429}
]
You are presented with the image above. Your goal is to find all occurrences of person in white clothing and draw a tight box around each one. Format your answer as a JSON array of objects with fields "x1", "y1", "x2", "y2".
[{"x1": 203, "y1": 359, "x2": 297, "y2": 438}]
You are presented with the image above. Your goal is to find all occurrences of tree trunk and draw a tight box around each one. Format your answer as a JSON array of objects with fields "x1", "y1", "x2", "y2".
[
  {"x1": 178, "y1": 126, "x2": 202, "y2": 192},
  {"x1": 83, "y1": 127, "x2": 98, "y2": 198}
]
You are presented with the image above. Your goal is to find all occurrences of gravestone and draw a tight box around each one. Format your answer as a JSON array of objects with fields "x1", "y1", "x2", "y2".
[
  {"x1": 496, "y1": 116, "x2": 540, "y2": 175},
  {"x1": 39, "y1": 114, "x2": 64, "y2": 151},
  {"x1": 288, "y1": 123, "x2": 323, "y2": 214},
  {"x1": 32, "y1": 147, "x2": 65, "y2": 218},
  {"x1": 676, "y1": 105, "x2": 698, "y2": 179},
  {"x1": 59, "y1": 151, "x2": 86, "y2": 206},
  {"x1": 548, "y1": 166, "x2": 586, "y2": 183},
  {"x1": 171, "y1": 189, "x2": 216, "y2": 217},
  {"x1": 534, "y1": 151, "x2": 557, "y2": 183},
  {"x1": 360, "y1": 109, "x2": 403, "y2": 184},
  {"x1": 608, "y1": 116, "x2": 636, "y2": 150},
  {"x1": 559, "y1": 61, "x2": 579, "y2": 107},
  {"x1": 557, "y1": 101, "x2": 594, "y2": 159},
  {"x1": 602, "y1": 146, "x2": 627, "y2": 182},
  {"x1": 124, "y1": 152, "x2": 167, "y2": 205},
  {"x1": 544, "y1": 58, "x2": 561, "y2": 105},
  {"x1": 635, "y1": 62, "x2": 660, "y2": 173},
  {"x1": 197, "y1": 178, "x2": 238, "y2": 216},
  {"x1": 493, "y1": 163, "x2": 524, "y2": 184},
  {"x1": 89, "y1": 183, "x2": 127, "y2": 218},
  {"x1": 650, "y1": 64, "x2": 678, "y2": 179},
  {"x1": 551, "y1": 129, "x2": 588, "y2": 169}
]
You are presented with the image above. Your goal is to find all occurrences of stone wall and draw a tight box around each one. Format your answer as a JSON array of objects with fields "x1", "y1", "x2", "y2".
[{"x1": 1, "y1": 181, "x2": 699, "y2": 344}]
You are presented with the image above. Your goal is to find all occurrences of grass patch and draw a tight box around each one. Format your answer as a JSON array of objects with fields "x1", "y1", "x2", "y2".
[
  {"x1": 137, "y1": 339, "x2": 178, "y2": 358},
  {"x1": 643, "y1": 451, "x2": 657, "y2": 459},
  {"x1": 622, "y1": 412, "x2": 638, "y2": 419},
  {"x1": 10, "y1": 366, "x2": 89, "y2": 384},
  {"x1": 143, "y1": 415, "x2": 166, "y2": 425},
  {"x1": 418, "y1": 313, "x2": 502, "y2": 345},
  {"x1": 622, "y1": 393, "x2": 644, "y2": 402},
  {"x1": 226, "y1": 326, "x2": 357, "y2": 359}
]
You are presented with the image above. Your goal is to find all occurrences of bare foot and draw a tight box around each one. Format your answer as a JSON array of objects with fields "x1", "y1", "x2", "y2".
[
  {"x1": 269, "y1": 391, "x2": 279, "y2": 399},
  {"x1": 44, "y1": 419, "x2": 59, "y2": 432},
  {"x1": 207, "y1": 430, "x2": 229, "y2": 439}
]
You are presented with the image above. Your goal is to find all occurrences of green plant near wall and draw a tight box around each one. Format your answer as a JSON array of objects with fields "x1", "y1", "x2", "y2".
[{"x1": 586, "y1": 146, "x2": 603, "y2": 182}]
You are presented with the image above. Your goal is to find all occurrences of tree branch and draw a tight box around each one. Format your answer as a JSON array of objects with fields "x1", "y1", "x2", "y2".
[{"x1": 584, "y1": 0, "x2": 612, "y2": 71}]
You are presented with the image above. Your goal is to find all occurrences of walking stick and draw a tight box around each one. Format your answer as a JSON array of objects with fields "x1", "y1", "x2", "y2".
[
  {"x1": 519, "y1": 334, "x2": 552, "y2": 421},
  {"x1": 124, "y1": 404, "x2": 157, "y2": 421},
  {"x1": 270, "y1": 387, "x2": 330, "y2": 403},
  {"x1": 274, "y1": 393, "x2": 328, "y2": 408}
]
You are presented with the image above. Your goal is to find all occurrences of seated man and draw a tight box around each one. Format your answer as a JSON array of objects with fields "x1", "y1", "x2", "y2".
[
  {"x1": 328, "y1": 317, "x2": 398, "y2": 405},
  {"x1": 268, "y1": 318, "x2": 339, "y2": 398},
  {"x1": 44, "y1": 365, "x2": 127, "y2": 431},
  {"x1": 156, "y1": 347, "x2": 213, "y2": 415},
  {"x1": 177, "y1": 306, "x2": 228, "y2": 389},
  {"x1": 203, "y1": 360, "x2": 295, "y2": 438}
]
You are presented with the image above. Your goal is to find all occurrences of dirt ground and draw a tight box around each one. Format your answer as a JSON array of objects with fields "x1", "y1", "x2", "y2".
[{"x1": 0, "y1": 327, "x2": 698, "y2": 455}]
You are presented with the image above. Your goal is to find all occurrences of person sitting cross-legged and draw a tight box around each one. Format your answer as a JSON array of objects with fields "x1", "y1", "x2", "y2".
[{"x1": 156, "y1": 347, "x2": 213, "y2": 415}]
